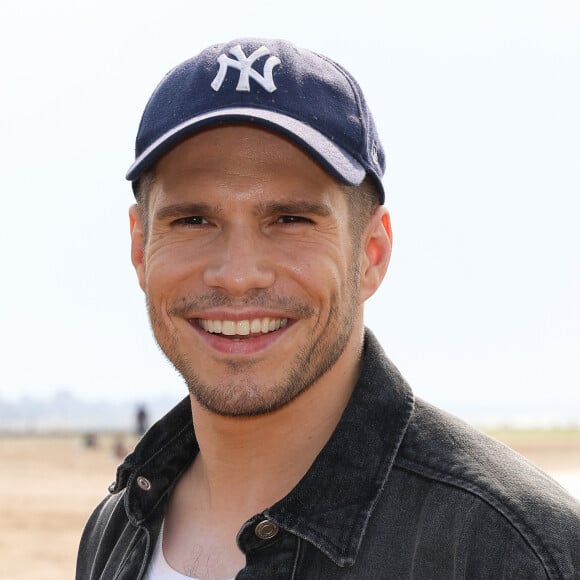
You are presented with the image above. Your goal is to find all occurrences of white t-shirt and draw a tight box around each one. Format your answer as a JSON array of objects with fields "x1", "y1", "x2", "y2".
[{"x1": 143, "y1": 523, "x2": 235, "y2": 580}]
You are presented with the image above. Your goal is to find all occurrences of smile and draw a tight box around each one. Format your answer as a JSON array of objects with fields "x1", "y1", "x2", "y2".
[{"x1": 198, "y1": 317, "x2": 289, "y2": 336}]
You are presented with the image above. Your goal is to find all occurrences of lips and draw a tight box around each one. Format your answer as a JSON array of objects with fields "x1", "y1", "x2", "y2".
[{"x1": 198, "y1": 317, "x2": 289, "y2": 336}]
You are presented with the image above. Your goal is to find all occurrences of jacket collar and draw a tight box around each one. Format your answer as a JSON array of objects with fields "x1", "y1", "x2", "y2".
[
  {"x1": 111, "y1": 329, "x2": 414, "y2": 566},
  {"x1": 110, "y1": 396, "x2": 197, "y2": 525},
  {"x1": 266, "y1": 330, "x2": 414, "y2": 566}
]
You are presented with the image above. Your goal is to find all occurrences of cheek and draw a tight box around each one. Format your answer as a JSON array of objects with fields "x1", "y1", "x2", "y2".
[
  {"x1": 278, "y1": 244, "x2": 351, "y2": 297},
  {"x1": 143, "y1": 242, "x2": 202, "y2": 296}
]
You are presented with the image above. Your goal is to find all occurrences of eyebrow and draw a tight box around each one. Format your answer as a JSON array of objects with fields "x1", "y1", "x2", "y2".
[
  {"x1": 154, "y1": 202, "x2": 223, "y2": 222},
  {"x1": 256, "y1": 200, "x2": 332, "y2": 218},
  {"x1": 153, "y1": 199, "x2": 333, "y2": 221}
]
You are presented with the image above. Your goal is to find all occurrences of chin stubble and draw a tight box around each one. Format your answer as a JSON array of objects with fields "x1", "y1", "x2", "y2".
[{"x1": 147, "y1": 262, "x2": 361, "y2": 417}]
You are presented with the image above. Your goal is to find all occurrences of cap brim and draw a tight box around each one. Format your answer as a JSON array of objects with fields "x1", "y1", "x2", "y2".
[{"x1": 125, "y1": 107, "x2": 366, "y2": 186}]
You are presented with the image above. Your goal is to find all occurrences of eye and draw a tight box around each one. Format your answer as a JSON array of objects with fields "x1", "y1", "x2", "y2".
[
  {"x1": 276, "y1": 215, "x2": 313, "y2": 225},
  {"x1": 173, "y1": 216, "x2": 209, "y2": 226}
]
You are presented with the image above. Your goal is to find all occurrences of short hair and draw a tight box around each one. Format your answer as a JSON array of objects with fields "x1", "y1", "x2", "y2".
[
  {"x1": 133, "y1": 172, "x2": 155, "y2": 235},
  {"x1": 341, "y1": 177, "x2": 381, "y2": 243}
]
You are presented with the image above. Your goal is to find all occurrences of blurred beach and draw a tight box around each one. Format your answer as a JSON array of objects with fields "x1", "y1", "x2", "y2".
[{"x1": 0, "y1": 430, "x2": 578, "y2": 579}]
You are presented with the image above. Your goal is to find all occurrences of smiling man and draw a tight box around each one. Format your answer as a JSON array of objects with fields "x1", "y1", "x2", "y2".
[{"x1": 77, "y1": 39, "x2": 579, "y2": 580}]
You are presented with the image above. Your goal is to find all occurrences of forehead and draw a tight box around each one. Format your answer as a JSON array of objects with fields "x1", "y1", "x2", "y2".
[{"x1": 149, "y1": 125, "x2": 348, "y2": 208}]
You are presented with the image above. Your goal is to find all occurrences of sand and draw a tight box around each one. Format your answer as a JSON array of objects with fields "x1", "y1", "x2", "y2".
[
  {"x1": 0, "y1": 430, "x2": 578, "y2": 579},
  {"x1": 0, "y1": 433, "x2": 136, "y2": 580}
]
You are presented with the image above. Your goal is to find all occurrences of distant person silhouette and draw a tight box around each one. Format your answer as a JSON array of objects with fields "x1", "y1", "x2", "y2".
[{"x1": 135, "y1": 405, "x2": 148, "y2": 437}]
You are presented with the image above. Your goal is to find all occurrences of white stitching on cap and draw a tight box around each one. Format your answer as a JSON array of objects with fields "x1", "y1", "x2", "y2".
[{"x1": 211, "y1": 45, "x2": 281, "y2": 93}]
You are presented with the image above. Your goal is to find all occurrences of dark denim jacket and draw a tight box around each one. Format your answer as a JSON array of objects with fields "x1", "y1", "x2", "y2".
[{"x1": 77, "y1": 331, "x2": 580, "y2": 579}]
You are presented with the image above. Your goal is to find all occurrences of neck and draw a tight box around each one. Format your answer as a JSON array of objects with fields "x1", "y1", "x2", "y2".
[{"x1": 188, "y1": 327, "x2": 364, "y2": 513}]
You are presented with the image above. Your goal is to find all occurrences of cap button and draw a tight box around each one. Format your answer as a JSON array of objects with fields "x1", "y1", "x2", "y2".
[
  {"x1": 136, "y1": 476, "x2": 152, "y2": 491},
  {"x1": 254, "y1": 519, "x2": 279, "y2": 540}
]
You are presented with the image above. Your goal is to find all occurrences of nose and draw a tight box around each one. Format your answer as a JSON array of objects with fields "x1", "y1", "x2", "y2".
[{"x1": 203, "y1": 225, "x2": 276, "y2": 296}]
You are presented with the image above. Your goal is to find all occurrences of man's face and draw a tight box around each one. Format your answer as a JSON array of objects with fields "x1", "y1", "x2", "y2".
[{"x1": 131, "y1": 125, "x2": 382, "y2": 417}]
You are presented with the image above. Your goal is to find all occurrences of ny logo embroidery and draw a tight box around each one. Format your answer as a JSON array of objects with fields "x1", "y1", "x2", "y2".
[{"x1": 211, "y1": 45, "x2": 281, "y2": 93}]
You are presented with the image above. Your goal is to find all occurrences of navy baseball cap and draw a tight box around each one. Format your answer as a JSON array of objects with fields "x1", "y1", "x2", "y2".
[{"x1": 126, "y1": 38, "x2": 386, "y2": 203}]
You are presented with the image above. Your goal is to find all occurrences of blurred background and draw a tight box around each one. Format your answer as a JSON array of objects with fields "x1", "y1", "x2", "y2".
[{"x1": 1, "y1": 0, "x2": 578, "y2": 430}]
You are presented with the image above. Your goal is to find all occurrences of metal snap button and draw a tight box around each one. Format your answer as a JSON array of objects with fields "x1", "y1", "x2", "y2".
[
  {"x1": 136, "y1": 476, "x2": 152, "y2": 491},
  {"x1": 254, "y1": 519, "x2": 279, "y2": 540},
  {"x1": 107, "y1": 481, "x2": 117, "y2": 493}
]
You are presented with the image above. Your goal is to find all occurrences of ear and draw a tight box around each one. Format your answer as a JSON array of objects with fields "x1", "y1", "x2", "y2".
[
  {"x1": 129, "y1": 204, "x2": 146, "y2": 292},
  {"x1": 358, "y1": 206, "x2": 392, "y2": 303}
]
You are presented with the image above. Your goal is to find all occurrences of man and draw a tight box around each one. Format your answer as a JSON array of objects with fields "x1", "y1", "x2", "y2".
[{"x1": 77, "y1": 38, "x2": 579, "y2": 579}]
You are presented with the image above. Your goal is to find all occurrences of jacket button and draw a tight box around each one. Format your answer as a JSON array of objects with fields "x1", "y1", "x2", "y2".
[
  {"x1": 254, "y1": 519, "x2": 279, "y2": 540},
  {"x1": 107, "y1": 481, "x2": 117, "y2": 493},
  {"x1": 137, "y1": 476, "x2": 152, "y2": 491}
]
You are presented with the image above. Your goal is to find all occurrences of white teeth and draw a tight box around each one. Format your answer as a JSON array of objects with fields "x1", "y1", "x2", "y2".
[
  {"x1": 236, "y1": 320, "x2": 250, "y2": 335},
  {"x1": 222, "y1": 321, "x2": 236, "y2": 336},
  {"x1": 200, "y1": 317, "x2": 288, "y2": 336}
]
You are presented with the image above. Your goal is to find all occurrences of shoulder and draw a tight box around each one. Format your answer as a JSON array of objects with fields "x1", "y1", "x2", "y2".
[
  {"x1": 76, "y1": 491, "x2": 130, "y2": 578},
  {"x1": 394, "y1": 398, "x2": 580, "y2": 579},
  {"x1": 76, "y1": 398, "x2": 194, "y2": 578}
]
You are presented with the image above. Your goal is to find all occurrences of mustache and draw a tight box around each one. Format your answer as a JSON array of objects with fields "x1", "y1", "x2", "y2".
[{"x1": 168, "y1": 290, "x2": 315, "y2": 318}]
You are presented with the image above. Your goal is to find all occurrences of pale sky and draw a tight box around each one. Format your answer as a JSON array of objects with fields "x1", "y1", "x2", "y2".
[{"x1": 1, "y1": 0, "x2": 579, "y2": 425}]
